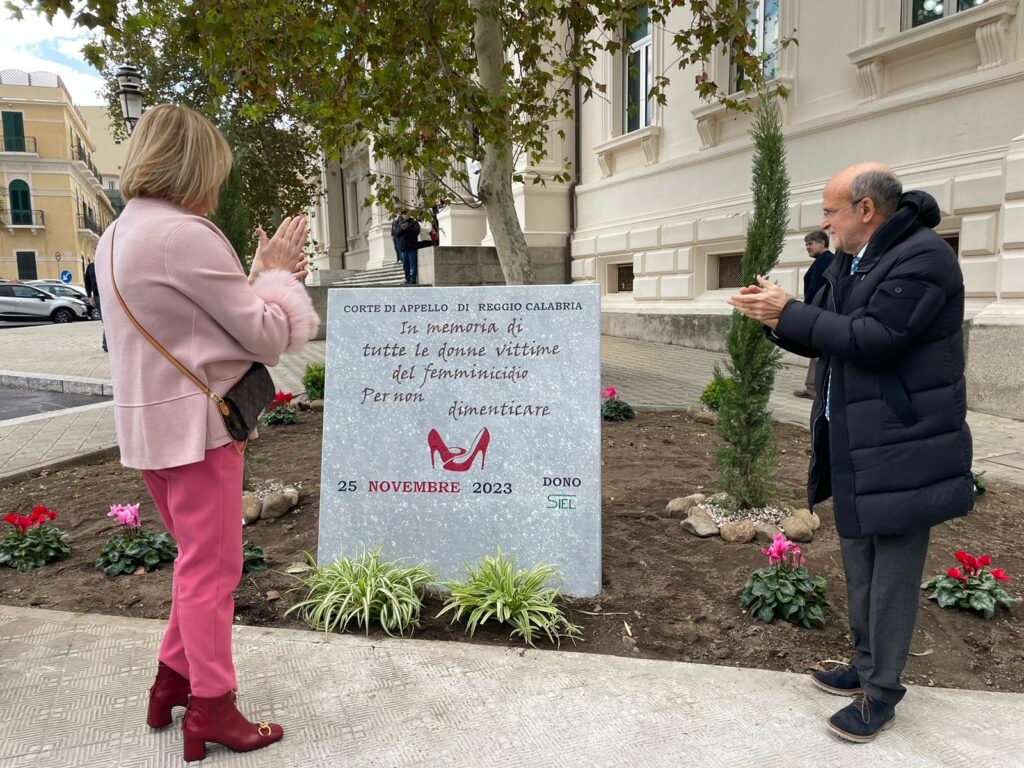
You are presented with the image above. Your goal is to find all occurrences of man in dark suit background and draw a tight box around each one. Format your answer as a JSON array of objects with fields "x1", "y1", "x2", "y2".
[
  {"x1": 84, "y1": 258, "x2": 106, "y2": 352},
  {"x1": 793, "y1": 230, "x2": 833, "y2": 398}
]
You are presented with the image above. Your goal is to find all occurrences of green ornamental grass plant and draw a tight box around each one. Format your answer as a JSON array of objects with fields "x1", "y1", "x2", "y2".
[
  {"x1": 285, "y1": 549, "x2": 434, "y2": 637},
  {"x1": 438, "y1": 550, "x2": 581, "y2": 647}
]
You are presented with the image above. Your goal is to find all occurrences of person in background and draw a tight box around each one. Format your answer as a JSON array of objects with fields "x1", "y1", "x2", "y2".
[
  {"x1": 728, "y1": 162, "x2": 973, "y2": 744},
  {"x1": 83, "y1": 257, "x2": 106, "y2": 352},
  {"x1": 95, "y1": 103, "x2": 320, "y2": 762},
  {"x1": 390, "y1": 213, "x2": 403, "y2": 263},
  {"x1": 793, "y1": 230, "x2": 833, "y2": 399},
  {"x1": 397, "y1": 211, "x2": 421, "y2": 285}
]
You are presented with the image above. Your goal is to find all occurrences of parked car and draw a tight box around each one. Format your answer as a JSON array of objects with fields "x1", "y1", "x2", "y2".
[
  {"x1": 26, "y1": 280, "x2": 99, "y2": 320},
  {"x1": 0, "y1": 283, "x2": 91, "y2": 323}
]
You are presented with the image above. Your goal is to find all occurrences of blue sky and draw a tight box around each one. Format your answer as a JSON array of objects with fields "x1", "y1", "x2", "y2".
[{"x1": 0, "y1": 9, "x2": 106, "y2": 104}]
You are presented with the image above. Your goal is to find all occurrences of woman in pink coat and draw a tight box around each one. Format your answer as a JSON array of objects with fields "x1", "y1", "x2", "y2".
[{"x1": 95, "y1": 104, "x2": 320, "y2": 762}]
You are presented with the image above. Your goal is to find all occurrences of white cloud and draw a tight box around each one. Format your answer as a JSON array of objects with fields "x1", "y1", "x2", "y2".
[{"x1": 0, "y1": 9, "x2": 106, "y2": 105}]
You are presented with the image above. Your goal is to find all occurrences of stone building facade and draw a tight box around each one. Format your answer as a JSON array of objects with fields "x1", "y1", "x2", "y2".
[
  {"x1": 0, "y1": 70, "x2": 115, "y2": 285},
  {"x1": 312, "y1": 0, "x2": 1024, "y2": 417}
]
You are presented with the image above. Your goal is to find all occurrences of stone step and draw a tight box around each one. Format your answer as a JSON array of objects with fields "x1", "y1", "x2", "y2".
[{"x1": 332, "y1": 264, "x2": 430, "y2": 288}]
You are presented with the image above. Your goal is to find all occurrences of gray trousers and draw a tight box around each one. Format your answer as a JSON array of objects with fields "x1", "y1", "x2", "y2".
[
  {"x1": 804, "y1": 357, "x2": 818, "y2": 394},
  {"x1": 839, "y1": 528, "x2": 931, "y2": 707}
]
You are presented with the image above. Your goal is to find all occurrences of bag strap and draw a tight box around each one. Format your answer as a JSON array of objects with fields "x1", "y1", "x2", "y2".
[{"x1": 108, "y1": 222, "x2": 231, "y2": 418}]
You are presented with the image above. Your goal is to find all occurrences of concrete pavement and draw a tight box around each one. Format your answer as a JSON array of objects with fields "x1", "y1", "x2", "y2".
[
  {"x1": 2, "y1": 604, "x2": 1022, "y2": 768},
  {"x1": 1, "y1": 322, "x2": 1023, "y2": 485},
  {"x1": 2, "y1": 325, "x2": 1024, "y2": 767}
]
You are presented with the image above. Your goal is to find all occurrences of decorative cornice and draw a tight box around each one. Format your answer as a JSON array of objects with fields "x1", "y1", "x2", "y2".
[
  {"x1": 849, "y1": 0, "x2": 1018, "y2": 100},
  {"x1": 690, "y1": 78, "x2": 792, "y2": 149},
  {"x1": 593, "y1": 125, "x2": 662, "y2": 179}
]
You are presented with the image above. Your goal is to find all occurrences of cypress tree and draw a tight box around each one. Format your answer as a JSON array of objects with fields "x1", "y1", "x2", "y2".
[{"x1": 712, "y1": 93, "x2": 790, "y2": 510}]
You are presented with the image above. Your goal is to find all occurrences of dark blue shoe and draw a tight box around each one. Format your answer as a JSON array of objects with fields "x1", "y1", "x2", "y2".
[
  {"x1": 827, "y1": 695, "x2": 895, "y2": 743},
  {"x1": 812, "y1": 664, "x2": 862, "y2": 696}
]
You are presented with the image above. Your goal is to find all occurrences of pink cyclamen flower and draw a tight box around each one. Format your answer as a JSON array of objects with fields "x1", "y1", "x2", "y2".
[
  {"x1": 601, "y1": 387, "x2": 617, "y2": 399},
  {"x1": 761, "y1": 533, "x2": 796, "y2": 565},
  {"x1": 108, "y1": 503, "x2": 141, "y2": 530}
]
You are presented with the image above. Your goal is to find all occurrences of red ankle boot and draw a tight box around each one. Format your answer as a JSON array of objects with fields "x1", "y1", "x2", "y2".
[
  {"x1": 147, "y1": 663, "x2": 191, "y2": 729},
  {"x1": 182, "y1": 691, "x2": 283, "y2": 762}
]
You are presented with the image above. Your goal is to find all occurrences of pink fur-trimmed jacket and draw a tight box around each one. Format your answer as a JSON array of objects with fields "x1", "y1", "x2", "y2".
[{"x1": 95, "y1": 197, "x2": 320, "y2": 470}]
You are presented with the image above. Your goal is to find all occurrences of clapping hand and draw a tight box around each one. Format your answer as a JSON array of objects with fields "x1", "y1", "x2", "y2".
[
  {"x1": 249, "y1": 215, "x2": 310, "y2": 283},
  {"x1": 727, "y1": 275, "x2": 791, "y2": 329}
]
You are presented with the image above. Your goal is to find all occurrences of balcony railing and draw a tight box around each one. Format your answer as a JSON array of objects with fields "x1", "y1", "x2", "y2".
[
  {"x1": 1, "y1": 135, "x2": 37, "y2": 153},
  {"x1": 77, "y1": 213, "x2": 104, "y2": 236},
  {"x1": 71, "y1": 146, "x2": 102, "y2": 184},
  {"x1": 2, "y1": 209, "x2": 45, "y2": 227}
]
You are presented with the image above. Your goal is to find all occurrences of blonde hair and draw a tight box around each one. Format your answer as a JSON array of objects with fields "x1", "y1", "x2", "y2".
[{"x1": 121, "y1": 104, "x2": 232, "y2": 212}]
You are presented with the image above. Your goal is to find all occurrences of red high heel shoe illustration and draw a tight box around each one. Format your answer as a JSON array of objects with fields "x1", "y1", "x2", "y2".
[
  {"x1": 428, "y1": 429, "x2": 467, "y2": 468},
  {"x1": 427, "y1": 428, "x2": 490, "y2": 472}
]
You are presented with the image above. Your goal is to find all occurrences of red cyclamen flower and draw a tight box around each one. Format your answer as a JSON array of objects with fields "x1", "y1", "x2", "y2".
[
  {"x1": 947, "y1": 567, "x2": 964, "y2": 580},
  {"x1": 270, "y1": 391, "x2": 294, "y2": 410},
  {"x1": 979, "y1": 554, "x2": 992, "y2": 567},
  {"x1": 991, "y1": 568, "x2": 1011, "y2": 583}
]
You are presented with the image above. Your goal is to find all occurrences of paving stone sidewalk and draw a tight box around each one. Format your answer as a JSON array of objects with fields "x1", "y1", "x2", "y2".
[
  {"x1": 1, "y1": 604, "x2": 1021, "y2": 768},
  {"x1": 1, "y1": 324, "x2": 1022, "y2": 486}
]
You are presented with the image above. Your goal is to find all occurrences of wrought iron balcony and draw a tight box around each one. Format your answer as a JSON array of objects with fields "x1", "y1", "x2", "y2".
[
  {"x1": 75, "y1": 211, "x2": 102, "y2": 236},
  {"x1": 2, "y1": 209, "x2": 45, "y2": 227},
  {"x1": 77, "y1": 213, "x2": 104, "y2": 236},
  {"x1": 71, "y1": 146, "x2": 102, "y2": 183},
  {"x1": 1, "y1": 135, "x2": 37, "y2": 153}
]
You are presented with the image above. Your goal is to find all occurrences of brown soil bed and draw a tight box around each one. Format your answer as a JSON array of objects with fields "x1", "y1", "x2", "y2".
[{"x1": 2, "y1": 410, "x2": 1021, "y2": 693}]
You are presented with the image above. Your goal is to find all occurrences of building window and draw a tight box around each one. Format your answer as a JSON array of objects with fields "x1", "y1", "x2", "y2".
[
  {"x1": 717, "y1": 254, "x2": 743, "y2": 289},
  {"x1": 8, "y1": 180, "x2": 33, "y2": 225},
  {"x1": 942, "y1": 234, "x2": 961, "y2": 256},
  {"x1": 624, "y1": 4, "x2": 653, "y2": 133},
  {"x1": 616, "y1": 264, "x2": 635, "y2": 293},
  {"x1": 2, "y1": 111, "x2": 26, "y2": 151},
  {"x1": 730, "y1": 0, "x2": 780, "y2": 93},
  {"x1": 16, "y1": 251, "x2": 38, "y2": 280},
  {"x1": 903, "y1": 0, "x2": 989, "y2": 29}
]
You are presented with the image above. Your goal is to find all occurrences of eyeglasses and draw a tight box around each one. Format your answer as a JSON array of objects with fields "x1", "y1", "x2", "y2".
[{"x1": 822, "y1": 198, "x2": 864, "y2": 219}]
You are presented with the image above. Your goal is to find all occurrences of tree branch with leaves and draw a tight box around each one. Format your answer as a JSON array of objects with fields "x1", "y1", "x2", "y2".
[{"x1": 10, "y1": 0, "x2": 764, "y2": 284}]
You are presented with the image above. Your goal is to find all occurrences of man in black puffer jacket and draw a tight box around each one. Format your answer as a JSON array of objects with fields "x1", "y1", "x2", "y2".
[{"x1": 729, "y1": 162, "x2": 973, "y2": 744}]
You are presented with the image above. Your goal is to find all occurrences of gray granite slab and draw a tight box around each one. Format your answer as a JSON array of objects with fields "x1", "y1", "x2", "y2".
[{"x1": 318, "y1": 285, "x2": 602, "y2": 595}]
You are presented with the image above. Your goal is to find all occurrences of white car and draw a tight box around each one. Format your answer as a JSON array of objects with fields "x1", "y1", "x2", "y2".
[
  {"x1": 0, "y1": 283, "x2": 91, "y2": 323},
  {"x1": 27, "y1": 280, "x2": 100, "y2": 319}
]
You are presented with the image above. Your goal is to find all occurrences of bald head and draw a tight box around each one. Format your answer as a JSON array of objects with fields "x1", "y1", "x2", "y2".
[
  {"x1": 821, "y1": 162, "x2": 903, "y2": 254},
  {"x1": 825, "y1": 162, "x2": 900, "y2": 209}
]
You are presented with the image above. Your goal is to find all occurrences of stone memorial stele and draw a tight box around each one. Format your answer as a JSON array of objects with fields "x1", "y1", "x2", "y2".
[{"x1": 317, "y1": 284, "x2": 601, "y2": 596}]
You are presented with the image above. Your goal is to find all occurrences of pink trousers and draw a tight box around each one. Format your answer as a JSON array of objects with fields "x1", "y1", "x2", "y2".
[{"x1": 142, "y1": 443, "x2": 244, "y2": 698}]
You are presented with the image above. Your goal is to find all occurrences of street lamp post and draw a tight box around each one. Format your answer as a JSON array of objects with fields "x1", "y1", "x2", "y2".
[{"x1": 114, "y1": 65, "x2": 144, "y2": 134}]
